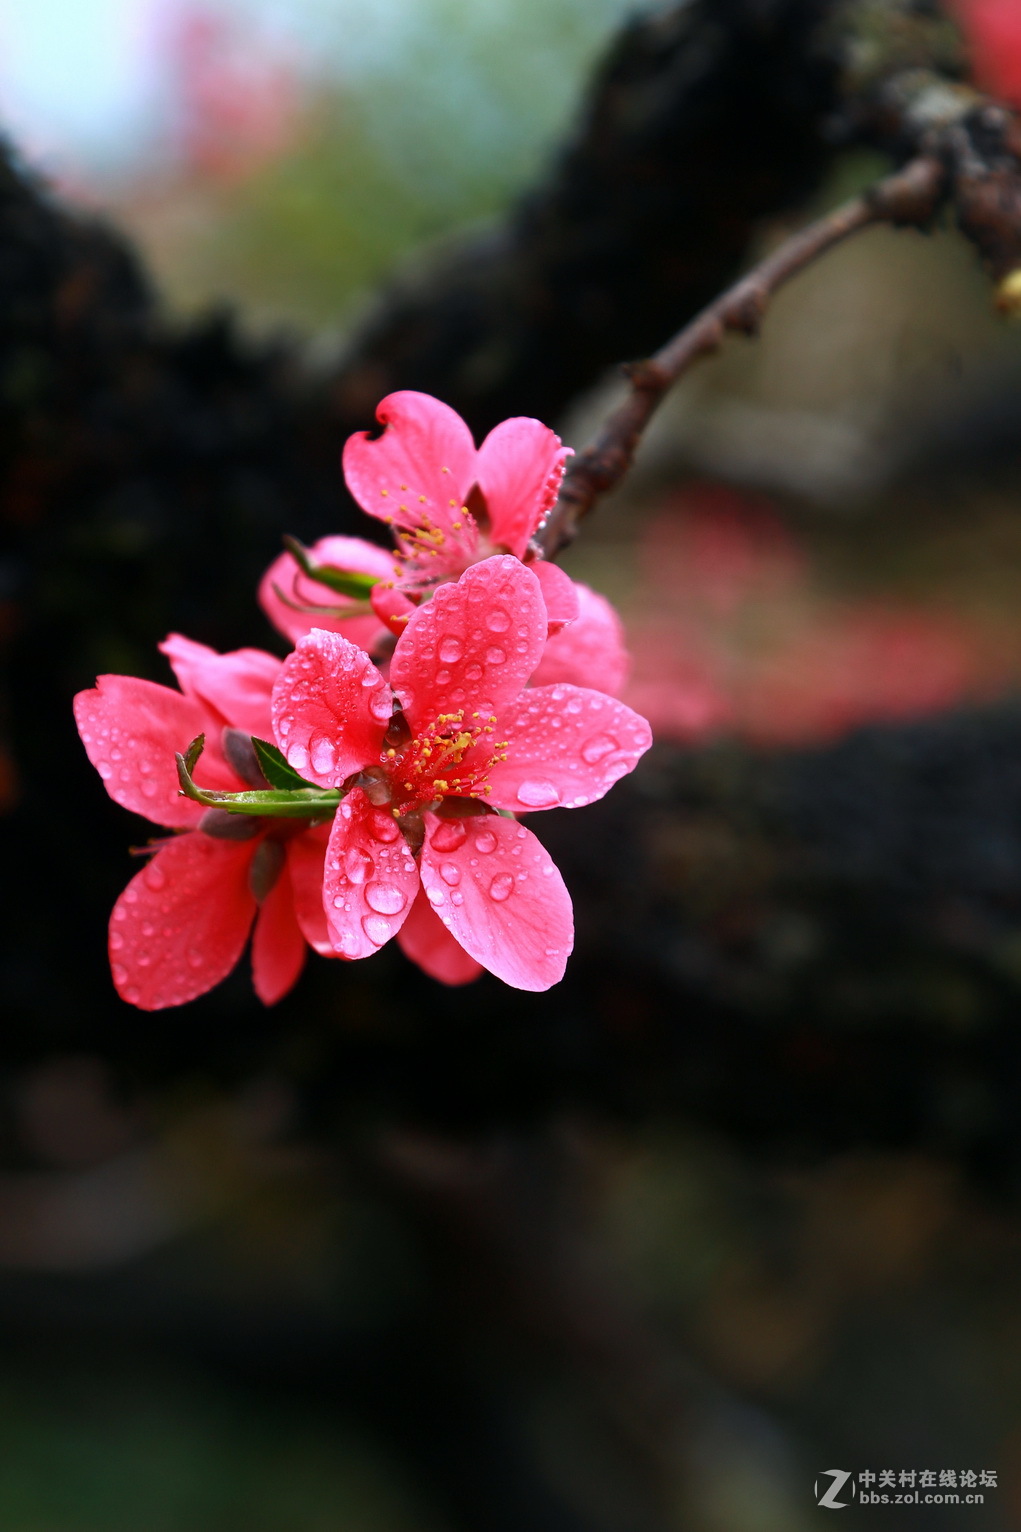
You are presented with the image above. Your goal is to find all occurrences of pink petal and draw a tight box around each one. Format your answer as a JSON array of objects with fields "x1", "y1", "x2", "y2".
[
  {"x1": 531, "y1": 561, "x2": 580, "y2": 636},
  {"x1": 285, "y1": 822, "x2": 333, "y2": 955},
  {"x1": 259, "y1": 535, "x2": 396, "y2": 648},
  {"x1": 475, "y1": 418, "x2": 571, "y2": 557},
  {"x1": 108, "y1": 833, "x2": 257, "y2": 1010},
  {"x1": 485, "y1": 685, "x2": 652, "y2": 812},
  {"x1": 74, "y1": 676, "x2": 234, "y2": 829},
  {"x1": 390, "y1": 556, "x2": 546, "y2": 733},
  {"x1": 160, "y1": 633, "x2": 281, "y2": 738},
  {"x1": 271, "y1": 629, "x2": 392, "y2": 787},
  {"x1": 396, "y1": 888, "x2": 484, "y2": 986},
  {"x1": 370, "y1": 581, "x2": 418, "y2": 637},
  {"x1": 531, "y1": 583, "x2": 630, "y2": 695},
  {"x1": 251, "y1": 860, "x2": 307, "y2": 1004},
  {"x1": 419, "y1": 813, "x2": 572, "y2": 991},
  {"x1": 322, "y1": 787, "x2": 420, "y2": 959},
  {"x1": 342, "y1": 391, "x2": 477, "y2": 539}
]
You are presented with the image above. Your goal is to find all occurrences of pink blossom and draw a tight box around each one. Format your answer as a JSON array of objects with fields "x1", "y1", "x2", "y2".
[
  {"x1": 259, "y1": 393, "x2": 620, "y2": 681},
  {"x1": 271, "y1": 557, "x2": 652, "y2": 991},
  {"x1": 74, "y1": 636, "x2": 331, "y2": 1011}
]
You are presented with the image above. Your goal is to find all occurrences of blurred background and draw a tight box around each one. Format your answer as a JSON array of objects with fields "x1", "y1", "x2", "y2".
[{"x1": 7, "y1": 0, "x2": 1021, "y2": 1528}]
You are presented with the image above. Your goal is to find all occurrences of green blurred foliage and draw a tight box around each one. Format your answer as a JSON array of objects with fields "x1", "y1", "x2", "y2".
[{"x1": 134, "y1": 0, "x2": 634, "y2": 327}]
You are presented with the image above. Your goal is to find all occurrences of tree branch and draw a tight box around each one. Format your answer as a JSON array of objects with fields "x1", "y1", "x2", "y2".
[{"x1": 539, "y1": 154, "x2": 947, "y2": 556}]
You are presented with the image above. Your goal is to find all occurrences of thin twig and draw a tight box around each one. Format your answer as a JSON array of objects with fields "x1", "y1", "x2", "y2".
[{"x1": 538, "y1": 154, "x2": 947, "y2": 558}]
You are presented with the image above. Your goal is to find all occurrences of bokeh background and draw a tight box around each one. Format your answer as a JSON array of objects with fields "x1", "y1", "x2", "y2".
[{"x1": 6, "y1": 1, "x2": 1021, "y2": 1528}]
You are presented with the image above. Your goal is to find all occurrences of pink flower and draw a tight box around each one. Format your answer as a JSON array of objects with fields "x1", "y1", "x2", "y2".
[
  {"x1": 74, "y1": 636, "x2": 332, "y2": 1011},
  {"x1": 259, "y1": 392, "x2": 599, "y2": 664},
  {"x1": 953, "y1": 0, "x2": 1021, "y2": 104},
  {"x1": 271, "y1": 557, "x2": 652, "y2": 991}
]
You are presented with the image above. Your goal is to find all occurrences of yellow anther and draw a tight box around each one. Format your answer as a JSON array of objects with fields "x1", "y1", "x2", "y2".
[
  {"x1": 418, "y1": 495, "x2": 426, "y2": 503},
  {"x1": 452, "y1": 522, "x2": 462, "y2": 530},
  {"x1": 386, "y1": 748, "x2": 396, "y2": 757},
  {"x1": 489, "y1": 716, "x2": 497, "y2": 723},
  {"x1": 400, "y1": 483, "x2": 408, "y2": 491},
  {"x1": 381, "y1": 488, "x2": 389, "y2": 496},
  {"x1": 399, "y1": 504, "x2": 407, "y2": 512},
  {"x1": 441, "y1": 466, "x2": 450, "y2": 474},
  {"x1": 449, "y1": 499, "x2": 458, "y2": 507}
]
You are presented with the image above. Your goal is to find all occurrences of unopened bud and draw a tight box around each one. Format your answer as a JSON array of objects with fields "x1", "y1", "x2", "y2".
[{"x1": 995, "y1": 268, "x2": 1021, "y2": 319}]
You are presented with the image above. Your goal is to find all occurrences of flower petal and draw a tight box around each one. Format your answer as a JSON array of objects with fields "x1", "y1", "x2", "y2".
[
  {"x1": 475, "y1": 418, "x2": 571, "y2": 557},
  {"x1": 342, "y1": 391, "x2": 477, "y2": 538},
  {"x1": 251, "y1": 861, "x2": 307, "y2": 1005},
  {"x1": 531, "y1": 583, "x2": 629, "y2": 694},
  {"x1": 486, "y1": 685, "x2": 652, "y2": 812},
  {"x1": 322, "y1": 787, "x2": 420, "y2": 959},
  {"x1": 419, "y1": 813, "x2": 572, "y2": 991},
  {"x1": 390, "y1": 556, "x2": 546, "y2": 732},
  {"x1": 271, "y1": 629, "x2": 392, "y2": 787},
  {"x1": 285, "y1": 822, "x2": 333, "y2": 956},
  {"x1": 259, "y1": 536, "x2": 396, "y2": 648},
  {"x1": 74, "y1": 676, "x2": 234, "y2": 829},
  {"x1": 160, "y1": 634, "x2": 281, "y2": 738},
  {"x1": 396, "y1": 888, "x2": 484, "y2": 986},
  {"x1": 108, "y1": 833, "x2": 257, "y2": 1010},
  {"x1": 530, "y1": 560, "x2": 580, "y2": 637}
]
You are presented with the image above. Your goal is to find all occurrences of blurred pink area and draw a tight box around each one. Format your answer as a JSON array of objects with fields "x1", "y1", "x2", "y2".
[
  {"x1": 952, "y1": 0, "x2": 1021, "y2": 105},
  {"x1": 164, "y1": 5, "x2": 302, "y2": 183},
  {"x1": 623, "y1": 485, "x2": 1010, "y2": 749}
]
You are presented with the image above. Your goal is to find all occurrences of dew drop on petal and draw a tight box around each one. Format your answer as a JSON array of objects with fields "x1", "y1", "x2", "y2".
[
  {"x1": 112, "y1": 963, "x2": 127, "y2": 985},
  {"x1": 486, "y1": 608, "x2": 510, "y2": 632},
  {"x1": 474, "y1": 829, "x2": 497, "y2": 854},
  {"x1": 426, "y1": 886, "x2": 445, "y2": 906},
  {"x1": 451, "y1": 891, "x2": 464, "y2": 905},
  {"x1": 516, "y1": 779, "x2": 560, "y2": 808},
  {"x1": 288, "y1": 744, "x2": 309, "y2": 771},
  {"x1": 310, "y1": 733, "x2": 337, "y2": 775},
  {"x1": 187, "y1": 948, "x2": 204, "y2": 970},
  {"x1": 485, "y1": 647, "x2": 505, "y2": 666},
  {"x1": 123, "y1": 984, "x2": 141, "y2": 1004},
  {"x1": 439, "y1": 636, "x2": 463, "y2": 664},
  {"x1": 430, "y1": 819, "x2": 467, "y2": 852},
  {"x1": 488, "y1": 872, "x2": 514, "y2": 902},
  {"x1": 365, "y1": 882, "x2": 407, "y2": 915},
  {"x1": 465, "y1": 664, "x2": 483, "y2": 682},
  {"x1": 338, "y1": 930, "x2": 359, "y2": 956},
  {"x1": 369, "y1": 812, "x2": 400, "y2": 842},
  {"x1": 345, "y1": 845, "x2": 373, "y2": 884},
  {"x1": 436, "y1": 669, "x2": 451, "y2": 686},
  {"x1": 369, "y1": 690, "x2": 394, "y2": 722},
  {"x1": 97, "y1": 762, "x2": 113, "y2": 779},
  {"x1": 439, "y1": 862, "x2": 461, "y2": 886},
  {"x1": 581, "y1": 733, "x2": 618, "y2": 764},
  {"x1": 141, "y1": 779, "x2": 158, "y2": 798},
  {"x1": 144, "y1": 863, "x2": 167, "y2": 892},
  {"x1": 361, "y1": 914, "x2": 393, "y2": 945},
  {"x1": 110, "y1": 932, "x2": 124, "y2": 951}
]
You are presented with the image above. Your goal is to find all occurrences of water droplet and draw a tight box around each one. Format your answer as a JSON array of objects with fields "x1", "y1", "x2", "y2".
[
  {"x1": 333, "y1": 895, "x2": 345, "y2": 908},
  {"x1": 486, "y1": 608, "x2": 510, "y2": 632},
  {"x1": 474, "y1": 829, "x2": 497, "y2": 854},
  {"x1": 426, "y1": 886, "x2": 445, "y2": 906},
  {"x1": 310, "y1": 733, "x2": 337, "y2": 774},
  {"x1": 465, "y1": 664, "x2": 483, "y2": 681},
  {"x1": 361, "y1": 671, "x2": 379, "y2": 687},
  {"x1": 489, "y1": 872, "x2": 514, "y2": 902},
  {"x1": 97, "y1": 762, "x2": 112, "y2": 779},
  {"x1": 431, "y1": 819, "x2": 467, "y2": 852},
  {"x1": 581, "y1": 733, "x2": 618, "y2": 764},
  {"x1": 123, "y1": 984, "x2": 141, "y2": 1004},
  {"x1": 110, "y1": 932, "x2": 124, "y2": 951},
  {"x1": 287, "y1": 744, "x2": 309, "y2": 771},
  {"x1": 566, "y1": 698, "x2": 582, "y2": 714},
  {"x1": 278, "y1": 718, "x2": 291, "y2": 736},
  {"x1": 187, "y1": 948, "x2": 204, "y2": 970},
  {"x1": 436, "y1": 669, "x2": 451, "y2": 686},
  {"x1": 439, "y1": 636, "x2": 463, "y2": 663},
  {"x1": 141, "y1": 922, "x2": 154, "y2": 937},
  {"x1": 365, "y1": 882, "x2": 407, "y2": 915},
  {"x1": 113, "y1": 907, "x2": 127, "y2": 923},
  {"x1": 338, "y1": 930, "x2": 359, "y2": 956},
  {"x1": 361, "y1": 913, "x2": 393, "y2": 945},
  {"x1": 124, "y1": 887, "x2": 139, "y2": 905},
  {"x1": 485, "y1": 647, "x2": 505, "y2": 665},
  {"x1": 144, "y1": 863, "x2": 166, "y2": 891},
  {"x1": 141, "y1": 779, "x2": 158, "y2": 798},
  {"x1": 516, "y1": 778, "x2": 560, "y2": 808},
  {"x1": 451, "y1": 891, "x2": 464, "y2": 905},
  {"x1": 369, "y1": 811, "x2": 400, "y2": 842},
  {"x1": 369, "y1": 690, "x2": 394, "y2": 722},
  {"x1": 439, "y1": 862, "x2": 461, "y2": 886},
  {"x1": 345, "y1": 845, "x2": 373, "y2": 884},
  {"x1": 545, "y1": 947, "x2": 560, "y2": 957}
]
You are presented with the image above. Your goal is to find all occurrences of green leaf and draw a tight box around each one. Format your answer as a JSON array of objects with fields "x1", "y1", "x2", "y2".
[
  {"x1": 251, "y1": 736, "x2": 312, "y2": 791},
  {"x1": 176, "y1": 748, "x2": 342, "y2": 818},
  {"x1": 282, "y1": 535, "x2": 382, "y2": 599}
]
